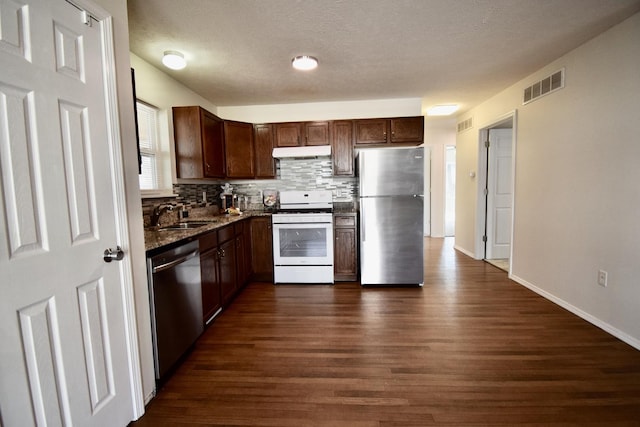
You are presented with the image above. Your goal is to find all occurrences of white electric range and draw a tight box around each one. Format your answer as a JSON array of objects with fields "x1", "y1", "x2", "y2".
[{"x1": 271, "y1": 190, "x2": 334, "y2": 284}]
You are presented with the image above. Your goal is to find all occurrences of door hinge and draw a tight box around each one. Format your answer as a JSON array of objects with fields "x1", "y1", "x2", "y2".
[
  {"x1": 485, "y1": 140, "x2": 490, "y2": 148},
  {"x1": 65, "y1": 1, "x2": 95, "y2": 26},
  {"x1": 482, "y1": 235, "x2": 488, "y2": 243},
  {"x1": 82, "y1": 10, "x2": 92, "y2": 26}
]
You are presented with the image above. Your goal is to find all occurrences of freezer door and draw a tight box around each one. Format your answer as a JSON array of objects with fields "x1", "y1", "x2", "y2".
[
  {"x1": 359, "y1": 196, "x2": 424, "y2": 285},
  {"x1": 358, "y1": 147, "x2": 424, "y2": 197}
]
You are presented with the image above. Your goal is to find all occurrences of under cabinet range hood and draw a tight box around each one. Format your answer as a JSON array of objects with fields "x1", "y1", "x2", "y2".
[{"x1": 272, "y1": 145, "x2": 331, "y2": 158}]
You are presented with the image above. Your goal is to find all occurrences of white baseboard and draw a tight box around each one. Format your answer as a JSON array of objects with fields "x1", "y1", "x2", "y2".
[
  {"x1": 453, "y1": 244, "x2": 476, "y2": 259},
  {"x1": 509, "y1": 273, "x2": 640, "y2": 351}
]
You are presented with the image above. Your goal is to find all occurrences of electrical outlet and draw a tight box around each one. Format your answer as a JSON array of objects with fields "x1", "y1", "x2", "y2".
[{"x1": 598, "y1": 269, "x2": 608, "y2": 287}]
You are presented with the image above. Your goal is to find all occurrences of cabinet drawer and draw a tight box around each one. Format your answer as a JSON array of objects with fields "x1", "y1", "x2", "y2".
[
  {"x1": 334, "y1": 215, "x2": 356, "y2": 227},
  {"x1": 199, "y1": 230, "x2": 218, "y2": 252},
  {"x1": 218, "y1": 224, "x2": 235, "y2": 243}
]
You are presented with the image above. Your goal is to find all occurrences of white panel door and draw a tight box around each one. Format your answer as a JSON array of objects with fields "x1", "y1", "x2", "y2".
[
  {"x1": 0, "y1": 0, "x2": 137, "y2": 425},
  {"x1": 486, "y1": 129, "x2": 513, "y2": 260}
]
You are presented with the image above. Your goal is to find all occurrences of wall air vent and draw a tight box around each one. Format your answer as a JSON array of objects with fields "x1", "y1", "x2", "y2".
[
  {"x1": 523, "y1": 69, "x2": 564, "y2": 105},
  {"x1": 457, "y1": 117, "x2": 473, "y2": 133}
]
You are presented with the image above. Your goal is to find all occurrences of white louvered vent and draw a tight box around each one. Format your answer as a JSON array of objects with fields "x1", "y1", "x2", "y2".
[
  {"x1": 457, "y1": 117, "x2": 473, "y2": 133},
  {"x1": 523, "y1": 69, "x2": 564, "y2": 105}
]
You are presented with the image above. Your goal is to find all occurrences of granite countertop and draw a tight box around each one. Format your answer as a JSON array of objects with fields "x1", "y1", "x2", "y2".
[
  {"x1": 144, "y1": 204, "x2": 358, "y2": 254},
  {"x1": 144, "y1": 211, "x2": 271, "y2": 254}
]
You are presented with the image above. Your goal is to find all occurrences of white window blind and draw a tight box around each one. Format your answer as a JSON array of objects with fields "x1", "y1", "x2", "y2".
[{"x1": 137, "y1": 101, "x2": 160, "y2": 190}]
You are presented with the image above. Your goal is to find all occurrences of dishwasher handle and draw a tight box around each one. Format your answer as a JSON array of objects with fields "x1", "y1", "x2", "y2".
[{"x1": 152, "y1": 250, "x2": 198, "y2": 273}]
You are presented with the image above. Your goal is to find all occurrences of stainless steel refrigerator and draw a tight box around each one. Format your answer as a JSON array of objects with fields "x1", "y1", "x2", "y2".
[{"x1": 358, "y1": 146, "x2": 424, "y2": 285}]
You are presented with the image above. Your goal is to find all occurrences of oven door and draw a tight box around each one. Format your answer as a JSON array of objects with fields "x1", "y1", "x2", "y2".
[{"x1": 272, "y1": 222, "x2": 333, "y2": 266}]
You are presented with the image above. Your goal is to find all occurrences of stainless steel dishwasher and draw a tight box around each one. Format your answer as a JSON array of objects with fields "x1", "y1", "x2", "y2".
[{"x1": 147, "y1": 240, "x2": 203, "y2": 382}]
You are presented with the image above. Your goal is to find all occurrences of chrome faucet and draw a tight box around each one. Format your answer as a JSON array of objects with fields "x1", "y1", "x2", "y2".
[{"x1": 150, "y1": 204, "x2": 174, "y2": 227}]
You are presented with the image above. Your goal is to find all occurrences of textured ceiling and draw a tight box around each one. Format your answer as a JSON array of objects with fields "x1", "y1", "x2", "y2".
[{"x1": 127, "y1": 0, "x2": 640, "y2": 112}]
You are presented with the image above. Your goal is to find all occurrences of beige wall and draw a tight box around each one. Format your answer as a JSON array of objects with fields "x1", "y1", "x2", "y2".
[
  {"x1": 424, "y1": 118, "x2": 456, "y2": 237},
  {"x1": 218, "y1": 98, "x2": 422, "y2": 123},
  {"x1": 456, "y1": 12, "x2": 640, "y2": 348}
]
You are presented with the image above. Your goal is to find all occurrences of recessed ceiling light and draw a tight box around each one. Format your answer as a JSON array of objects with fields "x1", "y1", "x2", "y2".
[
  {"x1": 292, "y1": 55, "x2": 318, "y2": 71},
  {"x1": 426, "y1": 104, "x2": 459, "y2": 116},
  {"x1": 162, "y1": 50, "x2": 186, "y2": 70}
]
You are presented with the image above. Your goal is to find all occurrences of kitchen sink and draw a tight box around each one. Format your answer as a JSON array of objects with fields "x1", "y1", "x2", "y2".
[{"x1": 156, "y1": 221, "x2": 213, "y2": 231}]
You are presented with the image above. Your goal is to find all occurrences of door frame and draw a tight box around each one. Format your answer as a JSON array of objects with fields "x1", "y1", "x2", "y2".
[
  {"x1": 444, "y1": 144, "x2": 456, "y2": 237},
  {"x1": 474, "y1": 110, "x2": 518, "y2": 271},
  {"x1": 73, "y1": 0, "x2": 145, "y2": 418}
]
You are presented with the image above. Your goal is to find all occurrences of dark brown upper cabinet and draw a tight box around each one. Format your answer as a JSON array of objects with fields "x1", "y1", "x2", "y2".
[
  {"x1": 304, "y1": 121, "x2": 331, "y2": 146},
  {"x1": 332, "y1": 120, "x2": 354, "y2": 177},
  {"x1": 354, "y1": 119, "x2": 388, "y2": 145},
  {"x1": 354, "y1": 116, "x2": 424, "y2": 146},
  {"x1": 253, "y1": 124, "x2": 276, "y2": 179},
  {"x1": 274, "y1": 122, "x2": 303, "y2": 147},
  {"x1": 173, "y1": 106, "x2": 225, "y2": 179},
  {"x1": 224, "y1": 120, "x2": 254, "y2": 179},
  {"x1": 275, "y1": 121, "x2": 330, "y2": 147},
  {"x1": 390, "y1": 116, "x2": 424, "y2": 143}
]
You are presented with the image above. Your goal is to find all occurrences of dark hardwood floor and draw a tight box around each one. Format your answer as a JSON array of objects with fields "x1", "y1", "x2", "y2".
[{"x1": 131, "y1": 238, "x2": 640, "y2": 426}]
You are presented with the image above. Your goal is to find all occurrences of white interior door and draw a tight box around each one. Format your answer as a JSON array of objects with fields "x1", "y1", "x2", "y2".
[
  {"x1": 486, "y1": 129, "x2": 513, "y2": 259},
  {"x1": 0, "y1": 0, "x2": 138, "y2": 425}
]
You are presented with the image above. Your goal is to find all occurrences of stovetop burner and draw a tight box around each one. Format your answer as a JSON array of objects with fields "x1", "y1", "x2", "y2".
[{"x1": 276, "y1": 190, "x2": 333, "y2": 214}]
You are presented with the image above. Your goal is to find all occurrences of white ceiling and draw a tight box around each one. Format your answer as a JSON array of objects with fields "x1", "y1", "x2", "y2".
[{"x1": 127, "y1": 0, "x2": 640, "y2": 113}]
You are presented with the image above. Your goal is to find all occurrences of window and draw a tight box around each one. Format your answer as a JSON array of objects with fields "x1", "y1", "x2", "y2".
[
  {"x1": 136, "y1": 101, "x2": 164, "y2": 192},
  {"x1": 137, "y1": 101, "x2": 159, "y2": 189}
]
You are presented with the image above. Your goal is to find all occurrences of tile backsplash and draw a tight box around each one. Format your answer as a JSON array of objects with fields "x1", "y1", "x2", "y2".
[{"x1": 171, "y1": 158, "x2": 357, "y2": 210}]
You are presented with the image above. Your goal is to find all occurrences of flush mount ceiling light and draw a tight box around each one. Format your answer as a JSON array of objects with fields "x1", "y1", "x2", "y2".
[
  {"x1": 426, "y1": 104, "x2": 459, "y2": 116},
  {"x1": 292, "y1": 55, "x2": 318, "y2": 71},
  {"x1": 162, "y1": 50, "x2": 186, "y2": 70}
]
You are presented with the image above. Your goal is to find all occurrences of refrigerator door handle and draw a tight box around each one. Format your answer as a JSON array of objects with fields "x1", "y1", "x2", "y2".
[{"x1": 361, "y1": 206, "x2": 366, "y2": 242}]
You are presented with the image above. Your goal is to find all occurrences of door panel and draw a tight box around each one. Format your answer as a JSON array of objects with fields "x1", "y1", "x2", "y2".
[
  {"x1": 486, "y1": 129, "x2": 513, "y2": 260},
  {"x1": 0, "y1": 0, "x2": 136, "y2": 425},
  {"x1": 0, "y1": 83, "x2": 46, "y2": 256}
]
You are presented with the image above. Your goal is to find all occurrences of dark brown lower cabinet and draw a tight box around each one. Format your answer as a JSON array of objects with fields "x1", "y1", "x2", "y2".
[
  {"x1": 199, "y1": 218, "x2": 264, "y2": 325},
  {"x1": 235, "y1": 220, "x2": 252, "y2": 288},
  {"x1": 200, "y1": 231, "x2": 221, "y2": 325},
  {"x1": 215, "y1": 224, "x2": 237, "y2": 307},
  {"x1": 250, "y1": 216, "x2": 273, "y2": 282},
  {"x1": 334, "y1": 213, "x2": 358, "y2": 281}
]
